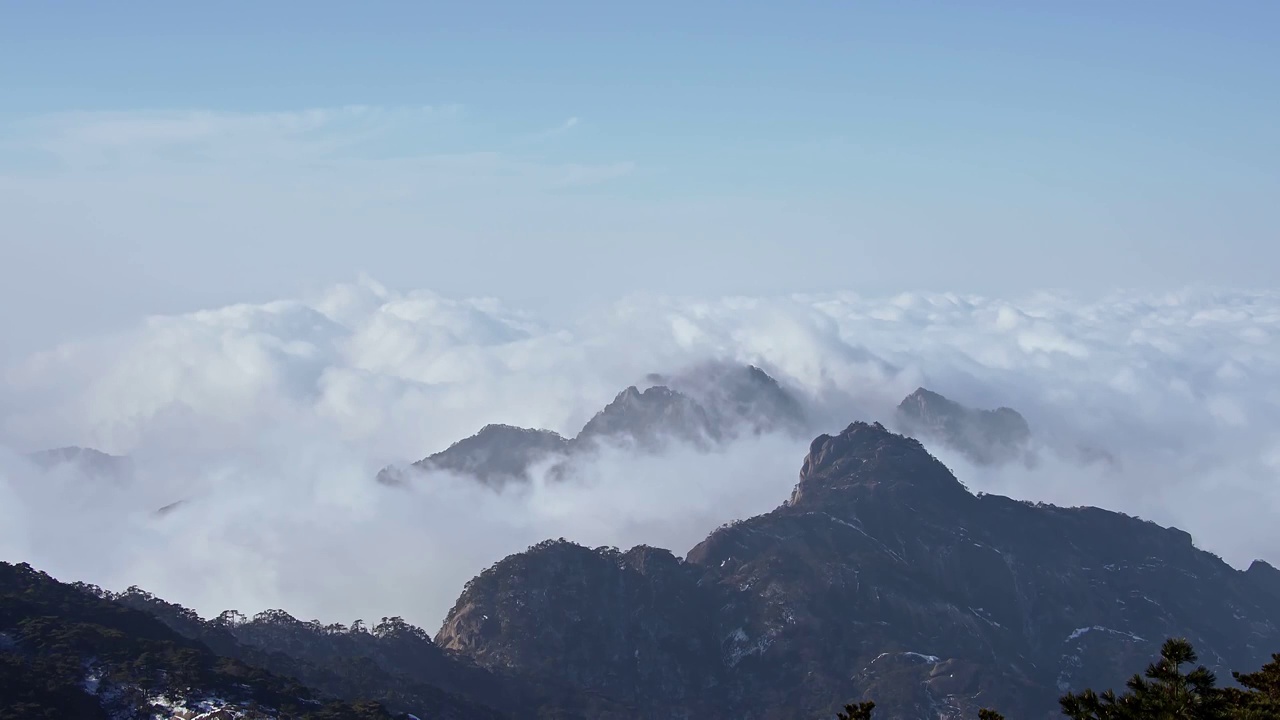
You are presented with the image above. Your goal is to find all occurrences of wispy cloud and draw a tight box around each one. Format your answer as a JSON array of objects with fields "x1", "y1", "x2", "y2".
[
  {"x1": 518, "y1": 116, "x2": 582, "y2": 144},
  {"x1": 0, "y1": 105, "x2": 626, "y2": 190}
]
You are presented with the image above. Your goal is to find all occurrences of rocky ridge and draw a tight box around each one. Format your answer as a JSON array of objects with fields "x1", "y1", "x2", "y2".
[
  {"x1": 435, "y1": 422, "x2": 1280, "y2": 719},
  {"x1": 384, "y1": 361, "x2": 810, "y2": 488}
]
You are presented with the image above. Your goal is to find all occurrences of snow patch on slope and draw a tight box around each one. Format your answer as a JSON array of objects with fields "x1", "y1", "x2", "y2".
[{"x1": 1066, "y1": 625, "x2": 1146, "y2": 643}]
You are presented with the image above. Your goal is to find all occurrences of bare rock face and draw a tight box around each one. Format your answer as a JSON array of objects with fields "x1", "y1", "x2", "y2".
[
  {"x1": 438, "y1": 541, "x2": 725, "y2": 718},
  {"x1": 436, "y1": 422, "x2": 1280, "y2": 720},
  {"x1": 895, "y1": 388, "x2": 1033, "y2": 466}
]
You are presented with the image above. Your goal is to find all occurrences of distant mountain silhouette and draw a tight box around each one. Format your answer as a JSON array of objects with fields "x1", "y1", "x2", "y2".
[
  {"x1": 895, "y1": 387, "x2": 1034, "y2": 466},
  {"x1": 381, "y1": 362, "x2": 810, "y2": 488},
  {"x1": 25, "y1": 446, "x2": 133, "y2": 480},
  {"x1": 643, "y1": 361, "x2": 808, "y2": 438},
  {"x1": 380, "y1": 424, "x2": 572, "y2": 488}
]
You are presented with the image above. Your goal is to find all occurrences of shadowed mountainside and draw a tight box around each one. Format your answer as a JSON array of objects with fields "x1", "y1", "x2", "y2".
[{"x1": 435, "y1": 423, "x2": 1280, "y2": 719}]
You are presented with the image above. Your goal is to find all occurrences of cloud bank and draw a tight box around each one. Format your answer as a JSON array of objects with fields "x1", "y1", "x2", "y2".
[{"x1": 2, "y1": 279, "x2": 1278, "y2": 630}]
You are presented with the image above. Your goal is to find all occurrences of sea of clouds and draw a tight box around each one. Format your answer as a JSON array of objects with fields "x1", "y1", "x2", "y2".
[{"x1": 2, "y1": 276, "x2": 1279, "y2": 629}]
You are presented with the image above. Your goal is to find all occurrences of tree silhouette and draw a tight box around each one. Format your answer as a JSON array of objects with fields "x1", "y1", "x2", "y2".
[
  {"x1": 836, "y1": 700, "x2": 875, "y2": 720},
  {"x1": 831, "y1": 638, "x2": 1280, "y2": 719},
  {"x1": 1060, "y1": 638, "x2": 1226, "y2": 720},
  {"x1": 1223, "y1": 652, "x2": 1280, "y2": 720}
]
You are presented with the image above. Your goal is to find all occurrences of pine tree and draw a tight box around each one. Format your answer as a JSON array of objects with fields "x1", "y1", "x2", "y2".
[
  {"x1": 836, "y1": 700, "x2": 875, "y2": 720},
  {"x1": 1223, "y1": 653, "x2": 1280, "y2": 720},
  {"x1": 1060, "y1": 638, "x2": 1227, "y2": 720}
]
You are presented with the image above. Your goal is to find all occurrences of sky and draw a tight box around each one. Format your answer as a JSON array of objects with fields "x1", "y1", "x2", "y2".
[
  {"x1": 1, "y1": 3, "x2": 1280, "y2": 629},
  {"x1": 2, "y1": 1, "x2": 1278, "y2": 355}
]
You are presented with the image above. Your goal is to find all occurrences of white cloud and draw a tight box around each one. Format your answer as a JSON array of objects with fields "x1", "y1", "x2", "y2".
[{"x1": 2, "y1": 282, "x2": 1280, "y2": 630}]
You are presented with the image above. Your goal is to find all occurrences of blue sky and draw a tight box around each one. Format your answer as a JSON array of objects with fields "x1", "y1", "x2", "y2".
[{"x1": 1, "y1": 1, "x2": 1278, "y2": 352}]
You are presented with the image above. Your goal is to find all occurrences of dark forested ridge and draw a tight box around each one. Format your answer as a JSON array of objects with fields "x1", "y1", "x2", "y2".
[
  {"x1": 6, "y1": 422, "x2": 1280, "y2": 719},
  {"x1": 0, "y1": 560, "x2": 632, "y2": 719},
  {"x1": 105, "y1": 586, "x2": 629, "y2": 719},
  {"x1": 0, "y1": 561, "x2": 403, "y2": 720}
]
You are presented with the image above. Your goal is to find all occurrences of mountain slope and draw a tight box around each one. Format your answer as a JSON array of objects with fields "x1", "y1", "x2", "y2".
[
  {"x1": 108, "y1": 586, "x2": 631, "y2": 719},
  {"x1": 0, "y1": 561, "x2": 405, "y2": 720},
  {"x1": 435, "y1": 423, "x2": 1280, "y2": 719}
]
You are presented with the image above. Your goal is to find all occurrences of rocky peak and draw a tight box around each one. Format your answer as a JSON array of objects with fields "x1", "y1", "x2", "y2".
[
  {"x1": 408, "y1": 424, "x2": 570, "y2": 487},
  {"x1": 384, "y1": 363, "x2": 809, "y2": 489},
  {"x1": 1247, "y1": 559, "x2": 1280, "y2": 601},
  {"x1": 896, "y1": 387, "x2": 1032, "y2": 466},
  {"x1": 576, "y1": 384, "x2": 719, "y2": 451},
  {"x1": 26, "y1": 446, "x2": 133, "y2": 481},
  {"x1": 788, "y1": 421, "x2": 972, "y2": 510},
  {"x1": 646, "y1": 361, "x2": 809, "y2": 437}
]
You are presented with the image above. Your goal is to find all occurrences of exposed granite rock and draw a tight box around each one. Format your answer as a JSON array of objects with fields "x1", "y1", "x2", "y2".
[
  {"x1": 437, "y1": 422, "x2": 1280, "y2": 719},
  {"x1": 438, "y1": 541, "x2": 725, "y2": 719}
]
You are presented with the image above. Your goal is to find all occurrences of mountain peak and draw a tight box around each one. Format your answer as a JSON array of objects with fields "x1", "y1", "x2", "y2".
[
  {"x1": 789, "y1": 421, "x2": 971, "y2": 509},
  {"x1": 576, "y1": 384, "x2": 718, "y2": 450},
  {"x1": 25, "y1": 446, "x2": 132, "y2": 480},
  {"x1": 896, "y1": 387, "x2": 1032, "y2": 466},
  {"x1": 902, "y1": 386, "x2": 947, "y2": 404},
  {"x1": 409, "y1": 424, "x2": 570, "y2": 487},
  {"x1": 798, "y1": 421, "x2": 927, "y2": 479},
  {"x1": 473, "y1": 423, "x2": 565, "y2": 440},
  {"x1": 1246, "y1": 559, "x2": 1280, "y2": 600}
]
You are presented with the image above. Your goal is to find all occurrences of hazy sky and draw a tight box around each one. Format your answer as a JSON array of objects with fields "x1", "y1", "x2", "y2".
[{"x1": 2, "y1": 1, "x2": 1278, "y2": 354}]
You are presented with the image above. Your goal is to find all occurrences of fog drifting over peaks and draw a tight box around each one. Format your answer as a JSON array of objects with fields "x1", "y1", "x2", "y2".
[{"x1": 2, "y1": 278, "x2": 1279, "y2": 629}]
